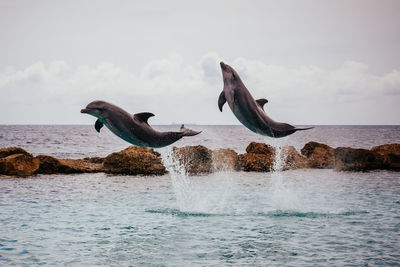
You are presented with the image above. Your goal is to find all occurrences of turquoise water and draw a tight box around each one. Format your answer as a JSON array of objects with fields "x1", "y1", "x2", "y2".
[
  {"x1": 1, "y1": 125, "x2": 400, "y2": 265},
  {"x1": 1, "y1": 170, "x2": 399, "y2": 266}
]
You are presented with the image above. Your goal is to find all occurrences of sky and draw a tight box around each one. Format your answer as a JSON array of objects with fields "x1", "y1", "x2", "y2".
[{"x1": 0, "y1": 0, "x2": 399, "y2": 125}]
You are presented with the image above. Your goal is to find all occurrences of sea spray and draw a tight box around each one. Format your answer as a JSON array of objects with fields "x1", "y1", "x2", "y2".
[
  {"x1": 158, "y1": 147, "x2": 234, "y2": 214},
  {"x1": 268, "y1": 138, "x2": 301, "y2": 211}
]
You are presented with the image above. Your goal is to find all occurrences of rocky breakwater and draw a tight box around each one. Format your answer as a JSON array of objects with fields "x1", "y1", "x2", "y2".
[
  {"x1": 0, "y1": 146, "x2": 166, "y2": 177},
  {"x1": 235, "y1": 141, "x2": 400, "y2": 172},
  {"x1": 301, "y1": 142, "x2": 400, "y2": 171},
  {"x1": 1, "y1": 142, "x2": 399, "y2": 177}
]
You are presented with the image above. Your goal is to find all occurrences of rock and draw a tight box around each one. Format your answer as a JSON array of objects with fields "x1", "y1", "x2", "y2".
[
  {"x1": 334, "y1": 147, "x2": 385, "y2": 171},
  {"x1": 238, "y1": 143, "x2": 307, "y2": 171},
  {"x1": 381, "y1": 154, "x2": 400, "y2": 170},
  {"x1": 371, "y1": 144, "x2": 400, "y2": 156},
  {"x1": 212, "y1": 148, "x2": 238, "y2": 171},
  {"x1": 0, "y1": 153, "x2": 40, "y2": 176},
  {"x1": 237, "y1": 153, "x2": 273, "y2": 172},
  {"x1": 35, "y1": 155, "x2": 103, "y2": 174},
  {"x1": 301, "y1": 141, "x2": 335, "y2": 168},
  {"x1": 281, "y1": 146, "x2": 309, "y2": 170},
  {"x1": 83, "y1": 157, "x2": 104, "y2": 164},
  {"x1": 35, "y1": 155, "x2": 76, "y2": 174},
  {"x1": 238, "y1": 142, "x2": 275, "y2": 171},
  {"x1": 371, "y1": 144, "x2": 400, "y2": 170},
  {"x1": 172, "y1": 145, "x2": 213, "y2": 174},
  {"x1": 60, "y1": 159, "x2": 103, "y2": 173},
  {"x1": 103, "y1": 146, "x2": 166, "y2": 175},
  {"x1": 0, "y1": 147, "x2": 33, "y2": 158},
  {"x1": 246, "y1": 142, "x2": 275, "y2": 155}
]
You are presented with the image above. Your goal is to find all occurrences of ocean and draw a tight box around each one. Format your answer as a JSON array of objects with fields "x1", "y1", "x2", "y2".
[{"x1": 0, "y1": 125, "x2": 399, "y2": 266}]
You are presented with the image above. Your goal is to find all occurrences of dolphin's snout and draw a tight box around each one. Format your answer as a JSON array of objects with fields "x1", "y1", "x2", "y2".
[
  {"x1": 80, "y1": 108, "x2": 89, "y2": 113},
  {"x1": 220, "y1": 61, "x2": 227, "y2": 71}
]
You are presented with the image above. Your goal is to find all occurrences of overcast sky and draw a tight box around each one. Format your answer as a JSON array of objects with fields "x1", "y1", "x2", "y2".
[{"x1": 1, "y1": 0, "x2": 399, "y2": 125}]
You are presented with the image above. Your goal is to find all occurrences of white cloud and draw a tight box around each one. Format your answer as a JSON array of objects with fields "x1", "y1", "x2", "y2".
[{"x1": 0, "y1": 53, "x2": 399, "y2": 125}]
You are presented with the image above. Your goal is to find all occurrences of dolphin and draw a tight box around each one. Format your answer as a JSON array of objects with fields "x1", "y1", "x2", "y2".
[
  {"x1": 218, "y1": 62, "x2": 312, "y2": 138},
  {"x1": 81, "y1": 100, "x2": 201, "y2": 148}
]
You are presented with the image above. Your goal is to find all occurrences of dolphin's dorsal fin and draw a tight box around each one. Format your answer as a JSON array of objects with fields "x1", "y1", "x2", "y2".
[
  {"x1": 256, "y1": 98, "x2": 268, "y2": 110},
  {"x1": 134, "y1": 112, "x2": 155, "y2": 124},
  {"x1": 218, "y1": 91, "x2": 226, "y2": 112},
  {"x1": 95, "y1": 119, "x2": 104, "y2": 133}
]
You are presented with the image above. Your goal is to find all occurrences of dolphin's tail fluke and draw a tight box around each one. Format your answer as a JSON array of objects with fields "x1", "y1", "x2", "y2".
[
  {"x1": 294, "y1": 127, "x2": 314, "y2": 131},
  {"x1": 180, "y1": 124, "x2": 202, "y2": 136}
]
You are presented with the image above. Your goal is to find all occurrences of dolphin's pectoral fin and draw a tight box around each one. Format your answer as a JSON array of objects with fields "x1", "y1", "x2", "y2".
[
  {"x1": 256, "y1": 98, "x2": 268, "y2": 110},
  {"x1": 95, "y1": 119, "x2": 104, "y2": 133},
  {"x1": 218, "y1": 91, "x2": 226, "y2": 112},
  {"x1": 134, "y1": 112, "x2": 155, "y2": 124}
]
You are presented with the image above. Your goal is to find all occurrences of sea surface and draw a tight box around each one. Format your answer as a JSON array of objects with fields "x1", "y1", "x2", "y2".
[{"x1": 0, "y1": 125, "x2": 400, "y2": 266}]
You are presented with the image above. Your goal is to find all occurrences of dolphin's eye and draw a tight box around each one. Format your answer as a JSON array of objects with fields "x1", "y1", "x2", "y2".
[{"x1": 232, "y1": 72, "x2": 236, "y2": 78}]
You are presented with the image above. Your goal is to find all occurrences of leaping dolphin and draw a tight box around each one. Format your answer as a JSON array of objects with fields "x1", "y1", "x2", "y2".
[
  {"x1": 218, "y1": 62, "x2": 312, "y2": 138},
  {"x1": 81, "y1": 101, "x2": 201, "y2": 148}
]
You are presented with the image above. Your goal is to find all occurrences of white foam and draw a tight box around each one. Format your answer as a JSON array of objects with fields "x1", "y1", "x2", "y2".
[
  {"x1": 267, "y1": 138, "x2": 301, "y2": 211},
  {"x1": 158, "y1": 147, "x2": 235, "y2": 214}
]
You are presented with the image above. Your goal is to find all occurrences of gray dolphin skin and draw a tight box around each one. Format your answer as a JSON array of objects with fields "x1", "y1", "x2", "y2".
[
  {"x1": 218, "y1": 62, "x2": 312, "y2": 138},
  {"x1": 81, "y1": 101, "x2": 201, "y2": 148}
]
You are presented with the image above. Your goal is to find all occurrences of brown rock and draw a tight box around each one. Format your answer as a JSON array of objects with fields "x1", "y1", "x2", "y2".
[
  {"x1": 60, "y1": 159, "x2": 103, "y2": 173},
  {"x1": 238, "y1": 143, "x2": 306, "y2": 171},
  {"x1": 0, "y1": 147, "x2": 33, "y2": 158},
  {"x1": 173, "y1": 145, "x2": 213, "y2": 174},
  {"x1": 0, "y1": 153, "x2": 40, "y2": 176},
  {"x1": 212, "y1": 148, "x2": 238, "y2": 171},
  {"x1": 371, "y1": 144, "x2": 400, "y2": 170},
  {"x1": 103, "y1": 146, "x2": 166, "y2": 175},
  {"x1": 83, "y1": 157, "x2": 104, "y2": 164},
  {"x1": 334, "y1": 147, "x2": 385, "y2": 171},
  {"x1": 281, "y1": 146, "x2": 309, "y2": 170},
  {"x1": 35, "y1": 155, "x2": 103, "y2": 174},
  {"x1": 301, "y1": 142, "x2": 335, "y2": 168},
  {"x1": 246, "y1": 142, "x2": 275, "y2": 155},
  {"x1": 35, "y1": 155, "x2": 76, "y2": 174},
  {"x1": 237, "y1": 153, "x2": 273, "y2": 172},
  {"x1": 371, "y1": 144, "x2": 400, "y2": 156},
  {"x1": 381, "y1": 154, "x2": 400, "y2": 170}
]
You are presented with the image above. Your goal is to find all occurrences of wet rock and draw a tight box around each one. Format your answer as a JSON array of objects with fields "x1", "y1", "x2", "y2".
[
  {"x1": 173, "y1": 145, "x2": 213, "y2": 174},
  {"x1": 103, "y1": 146, "x2": 166, "y2": 175},
  {"x1": 212, "y1": 148, "x2": 238, "y2": 171},
  {"x1": 238, "y1": 143, "x2": 307, "y2": 171},
  {"x1": 0, "y1": 147, "x2": 33, "y2": 158},
  {"x1": 237, "y1": 153, "x2": 273, "y2": 172},
  {"x1": 238, "y1": 142, "x2": 275, "y2": 171},
  {"x1": 334, "y1": 147, "x2": 385, "y2": 171},
  {"x1": 281, "y1": 146, "x2": 309, "y2": 170},
  {"x1": 35, "y1": 155, "x2": 103, "y2": 174},
  {"x1": 0, "y1": 153, "x2": 40, "y2": 176},
  {"x1": 371, "y1": 144, "x2": 400, "y2": 170},
  {"x1": 246, "y1": 142, "x2": 275, "y2": 155},
  {"x1": 301, "y1": 141, "x2": 335, "y2": 168}
]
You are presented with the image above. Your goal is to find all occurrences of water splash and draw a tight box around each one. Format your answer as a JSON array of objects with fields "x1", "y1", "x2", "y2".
[
  {"x1": 268, "y1": 138, "x2": 301, "y2": 211},
  {"x1": 158, "y1": 147, "x2": 234, "y2": 214}
]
